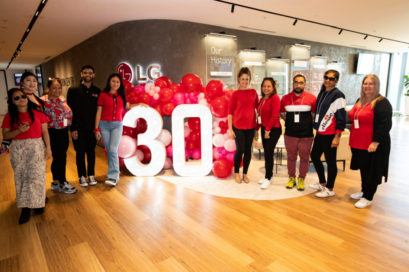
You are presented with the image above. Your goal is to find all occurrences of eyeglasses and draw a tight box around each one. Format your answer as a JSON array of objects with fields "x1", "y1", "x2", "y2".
[
  {"x1": 82, "y1": 72, "x2": 94, "y2": 75},
  {"x1": 13, "y1": 95, "x2": 27, "y2": 101},
  {"x1": 363, "y1": 83, "x2": 375, "y2": 86},
  {"x1": 293, "y1": 81, "x2": 305, "y2": 85},
  {"x1": 324, "y1": 76, "x2": 336, "y2": 81}
]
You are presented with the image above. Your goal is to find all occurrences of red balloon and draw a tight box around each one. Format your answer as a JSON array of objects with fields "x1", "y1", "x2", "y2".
[
  {"x1": 153, "y1": 103, "x2": 164, "y2": 116},
  {"x1": 138, "y1": 92, "x2": 152, "y2": 105},
  {"x1": 212, "y1": 159, "x2": 233, "y2": 178},
  {"x1": 189, "y1": 131, "x2": 200, "y2": 142},
  {"x1": 127, "y1": 91, "x2": 139, "y2": 104},
  {"x1": 205, "y1": 80, "x2": 224, "y2": 99},
  {"x1": 169, "y1": 83, "x2": 183, "y2": 94},
  {"x1": 162, "y1": 102, "x2": 175, "y2": 116},
  {"x1": 143, "y1": 149, "x2": 151, "y2": 163},
  {"x1": 180, "y1": 74, "x2": 202, "y2": 93},
  {"x1": 156, "y1": 76, "x2": 173, "y2": 87},
  {"x1": 159, "y1": 88, "x2": 174, "y2": 103},
  {"x1": 135, "y1": 118, "x2": 147, "y2": 134},
  {"x1": 188, "y1": 117, "x2": 200, "y2": 131},
  {"x1": 119, "y1": 157, "x2": 125, "y2": 167},
  {"x1": 186, "y1": 140, "x2": 198, "y2": 150},
  {"x1": 210, "y1": 96, "x2": 229, "y2": 118},
  {"x1": 123, "y1": 126, "x2": 134, "y2": 136},
  {"x1": 224, "y1": 89, "x2": 233, "y2": 98},
  {"x1": 140, "y1": 83, "x2": 146, "y2": 87},
  {"x1": 154, "y1": 79, "x2": 168, "y2": 89},
  {"x1": 123, "y1": 80, "x2": 134, "y2": 95}
]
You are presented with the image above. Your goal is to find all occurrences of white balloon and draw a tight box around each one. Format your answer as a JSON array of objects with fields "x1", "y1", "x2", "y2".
[
  {"x1": 155, "y1": 129, "x2": 172, "y2": 146},
  {"x1": 215, "y1": 127, "x2": 221, "y2": 133},
  {"x1": 212, "y1": 133, "x2": 226, "y2": 147}
]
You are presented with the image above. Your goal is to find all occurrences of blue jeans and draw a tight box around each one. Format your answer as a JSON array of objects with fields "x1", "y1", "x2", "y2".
[{"x1": 99, "y1": 121, "x2": 123, "y2": 180}]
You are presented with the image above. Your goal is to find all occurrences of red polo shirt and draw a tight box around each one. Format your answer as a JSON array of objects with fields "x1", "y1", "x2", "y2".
[
  {"x1": 228, "y1": 89, "x2": 258, "y2": 130},
  {"x1": 97, "y1": 92, "x2": 126, "y2": 121}
]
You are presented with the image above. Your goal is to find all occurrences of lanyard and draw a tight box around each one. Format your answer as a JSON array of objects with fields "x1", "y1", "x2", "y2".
[
  {"x1": 316, "y1": 90, "x2": 331, "y2": 116},
  {"x1": 354, "y1": 101, "x2": 370, "y2": 121},
  {"x1": 291, "y1": 93, "x2": 305, "y2": 115},
  {"x1": 258, "y1": 97, "x2": 267, "y2": 115}
]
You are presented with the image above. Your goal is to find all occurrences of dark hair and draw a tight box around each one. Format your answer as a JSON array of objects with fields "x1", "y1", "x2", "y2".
[
  {"x1": 20, "y1": 71, "x2": 38, "y2": 88},
  {"x1": 261, "y1": 77, "x2": 277, "y2": 97},
  {"x1": 81, "y1": 65, "x2": 94, "y2": 73},
  {"x1": 7, "y1": 88, "x2": 40, "y2": 128},
  {"x1": 47, "y1": 78, "x2": 62, "y2": 88},
  {"x1": 237, "y1": 67, "x2": 251, "y2": 80},
  {"x1": 293, "y1": 74, "x2": 306, "y2": 82},
  {"x1": 103, "y1": 73, "x2": 126, "y2": 111},
  {"x1": 320, "y1": 69, "x2": 340, "y2": 92}
]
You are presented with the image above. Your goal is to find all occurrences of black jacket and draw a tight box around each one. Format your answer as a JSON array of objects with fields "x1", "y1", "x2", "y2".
[
  {"x1": 350, "y1": 97, "x2": 392, "y2": 184},
  {"x1": 67, "y1": 83, "x2": 101, "y2": 132}
]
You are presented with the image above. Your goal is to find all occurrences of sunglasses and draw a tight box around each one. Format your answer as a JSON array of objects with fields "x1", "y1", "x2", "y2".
[
  {"x1": 324, "y1": 76, "x2": 336, "y2": 82},
  {"x1": 13, "y1": 95, "x2": 27, "y2": 101}
]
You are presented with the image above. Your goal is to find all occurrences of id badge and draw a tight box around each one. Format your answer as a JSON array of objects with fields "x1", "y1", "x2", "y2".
[
  {"x1": 294, "y1": 113, "x2": 300, "y2": 123},
  {"x1": 315, "y1": 114, "x2": 319, "y2": 123},
  {"x1": 258, "y1": 116, "x2": 262, "y2": 124},
  {"x1": 63, "y1": 119, "x2": 67, "y2": 126},
  {"x1": 354, "y1": 119, "x2": 359, "y2": 129}
]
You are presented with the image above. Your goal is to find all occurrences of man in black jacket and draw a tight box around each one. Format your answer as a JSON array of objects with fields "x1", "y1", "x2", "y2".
[{"x1": 67, "y1": 65, "x2": 101, "y2": 187}]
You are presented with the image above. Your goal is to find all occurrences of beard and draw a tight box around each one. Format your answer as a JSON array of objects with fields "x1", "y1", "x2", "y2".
[
  {"x1": 82, "y1": 76, "x2": 93, "y2": 83},
  {"x1": 294, "y1": 88, "x2": 304, "y2": 94}
]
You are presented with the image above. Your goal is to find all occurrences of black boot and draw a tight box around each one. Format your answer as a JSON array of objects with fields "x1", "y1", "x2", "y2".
[
  {"x1": 19, "y1": 208, "x2": 31, "y2": 225},
  {"x1": 34, "y1": 207, "x2": 44, "y2": 214}
]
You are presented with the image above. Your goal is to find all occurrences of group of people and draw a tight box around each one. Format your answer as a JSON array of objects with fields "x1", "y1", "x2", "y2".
[
  {"x1": 228, "y1": 67, "x2": 392, "y2": 209},
  {"x1": 1, "y1": 66, "x2": 129, "y2": 224}
]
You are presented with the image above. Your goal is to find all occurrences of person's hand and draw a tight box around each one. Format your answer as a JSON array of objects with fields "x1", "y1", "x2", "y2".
[
  {"x1": 45, "y1": 148, "x2": 52, "y2": 160},
  {"x1": 229, "y1": 128, "x2": 236, "y2": 140},
  {"x1": 264, "y1": 131, "x2": 270, "y2": 139},
  {"x1": 368, "y1": 142, "x2": 379, "y2": 152},
  {"x1": 95, "y1": 131, "x2": 101, "y2": 141},
  {"x1": 19, "y1": 124, "x2": 30, "y2": 133},
  {"x1": 254, "y1": 131, "x2": 259, "y2": 141},
  {"x1": 72, "y1": 131, "x2": 78, "y2": 140},
  {"x1": 331, "y1": 135, "x2": 340, "y2": 148}
]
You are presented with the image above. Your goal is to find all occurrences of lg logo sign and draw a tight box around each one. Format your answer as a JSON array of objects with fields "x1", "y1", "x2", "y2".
[{"x1": 117, "y1": 62, "x2": 162, "y2": 83}]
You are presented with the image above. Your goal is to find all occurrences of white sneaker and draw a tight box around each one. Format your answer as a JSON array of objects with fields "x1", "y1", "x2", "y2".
[
  {"x1": 79, "y1": 176, "x2": 88, "y2": 187},
  {"x1": 88, "y1": 176, "x2": 97, "y2": 186},
  {"x1": 59, "y1": 182, "x2": 77, "y2": 194},
  {"x1": 258, "y1": 178, "x2": 268, "y2": 184},
  {"x1": 350, "y1": 191, "x2": 363, "y2": 200},
  {"x1": 315, "y1": 187, "x2": 335, "y2": 198},
  {"x1": 261, "y1": 178, "x2": 273, "y2": 190},
  {"x1": 309, "y1": 183, "x2": 324, "y2": 191},
  {"x1": 355, "y1": 198, "x2": 372, "y2": 208}
]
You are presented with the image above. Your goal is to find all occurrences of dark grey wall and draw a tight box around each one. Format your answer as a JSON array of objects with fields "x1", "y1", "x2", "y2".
[{"x1": 41, "y1": 19, "x2": 386, "y2": 105}]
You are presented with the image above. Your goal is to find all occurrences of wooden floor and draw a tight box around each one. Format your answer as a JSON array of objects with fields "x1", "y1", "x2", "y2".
[{"x1": 1, "y1": 117, "x2": 409, "y2": 272}]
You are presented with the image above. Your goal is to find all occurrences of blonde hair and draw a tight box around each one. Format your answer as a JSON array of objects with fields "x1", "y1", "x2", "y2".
[{"x1": 359, "y1": 74, "x2": 384, "y2": 108}]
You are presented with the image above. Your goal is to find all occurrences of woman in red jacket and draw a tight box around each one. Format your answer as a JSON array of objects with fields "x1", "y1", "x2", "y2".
[
  {"x1": 256, "y1": 77, "x2": 282, "y2": 189},
  {"x1": 228, "y1": 67, "x2": 258, "y2": 184}
]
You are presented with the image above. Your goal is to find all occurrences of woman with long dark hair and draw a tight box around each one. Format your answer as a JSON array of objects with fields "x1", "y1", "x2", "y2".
[
  {"x1": 348, "y1": 74, "x2": 392, "y2": 208},
  {"x1": 256, "y1": 77, "x2": 282, "y2": 189},
  {"x1": 20, "y1": 71, "x2": 45, "y2": 110},
  {"x1": 1, "y1": 88, "x2": 51, "y2": 224},
  {"x1": 309, "y1": 70, "x2": 346, "y2": 198},
  {"x1": 228, "y1": 67, "x2": 259, "y2": 184},
  {"x1": 95, "y1": 73, "x2": 128, "y2": 186}
]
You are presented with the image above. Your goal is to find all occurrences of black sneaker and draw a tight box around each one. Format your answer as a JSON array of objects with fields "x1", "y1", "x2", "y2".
[
  {"x1": 19, "y1": 208, "x2": 31, "y2": 224},
  {"x1": 34, "y1": 207, "x2": 44, "y2": 215}
]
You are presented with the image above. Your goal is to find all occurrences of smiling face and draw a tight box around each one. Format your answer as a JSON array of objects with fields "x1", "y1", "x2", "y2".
[
  {"x1": 323, "y1": 72, "x2": 339, "y2": 91},
  {"x1": 49, "y1": 81, "x2": 62, "y2": 99},
  {"x1": 12, "y1": 90, "x2": 28, "y2": 107},
  {"x1": 238, "y1": 74, "x2": 250, "y2": 90},
  {"x1": 362, "y1": 78, "x2": 375, "y2": 99},
  {"x1": 81, "y1": 68, "x2": 94, "y2": 83},
  {"x1": 110, "y1": 76, "x2": 121, "y2": 92},
  {"x1": 22, "y1": 75, "x2": 38, "y2": 93},
  {"x1": 262, "y1": 79, "x2": 274, "y2": 97}
]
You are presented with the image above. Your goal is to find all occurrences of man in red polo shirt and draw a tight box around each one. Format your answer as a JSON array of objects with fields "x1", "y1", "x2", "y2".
[{"x1": 280, "y1": 75, "x2": 317, "y2": 191}]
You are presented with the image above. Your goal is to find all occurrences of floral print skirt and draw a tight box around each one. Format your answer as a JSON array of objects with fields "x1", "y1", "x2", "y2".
[{"x1": 10, "y1": 138, "x2": 46, "y2": 208}]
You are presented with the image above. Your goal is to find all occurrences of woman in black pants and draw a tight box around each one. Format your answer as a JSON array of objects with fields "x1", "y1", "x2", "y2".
[
  {"x1": 228, "y1": 67, "x2": 258, "y2": 183},
  {"x1": 309, "y1": 70, "x2": 346, "y2": 197}
]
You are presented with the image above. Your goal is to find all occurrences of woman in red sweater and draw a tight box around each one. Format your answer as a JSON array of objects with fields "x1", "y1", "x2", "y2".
[
  {"x1": 228, "y1": 67, "x2": 258, "y2": 184},
  {"x1": 256, "y1": 77, "x2": 281, "y2": 189}
]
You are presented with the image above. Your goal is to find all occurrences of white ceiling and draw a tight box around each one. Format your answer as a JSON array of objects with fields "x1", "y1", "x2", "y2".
[{"x1": 1, "y1": 0, "x2": 408, "y2": 69}]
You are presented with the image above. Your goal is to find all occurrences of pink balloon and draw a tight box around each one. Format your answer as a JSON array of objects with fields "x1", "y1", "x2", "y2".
[
  {"x1": 134, "y1": 85, "x2": 145, "y2": 93},
  {"x1": 185, "y1": 98, "x2": 192, "y2": 104},
  {"x1": 226, "y1": 152, "x2": 235, "y2": 163},
  {"x1": 148, "y1": 90, "x2": 155, "y2": 96},
  {"x1": 166, "y1": 145, "x2": 173, "y2": 157},
  {"x1": 145, "y1": 83, "x2": 154, "y2": 92},
  {"x1": 173, "y1": 92, "x2": 185, "y2": 106},
  {"x1": 185, "y1": 148, "x2": 190, "y2": 161},
  {"x1": 184, "y1": 126, "x2": 191, "y2": 137},
  {"x1": 198, "y1": 98, "x2": 209, "y2": 107},
  {"x1": 191, "y1": 148, "x2": 201, "y2": 160},
  {"x1": 118, "y1": 135, "x2": 136, "y2": 158},
  {"x1": 224, "y1": 139, "x2": 236, "y2": 152},
  {"x1": 185, "y1": 136, "x2": 190, "y2": 141},
  {"x1": 213, "y1": 147, "x2": 218, "y2": 159},
  {"x1": 156, "y1": 129, "x2": 172, "y2": 146},
  {"x1": 163, "y1": 157, "x2": 173, "y2": 169},
  {"x1": 154, "y1": 86, "x2": 160, "y2": 92},
  {"x1": 223, "y1": 133, "x2": 230, "y2": 140},
  {"x1": 133, "y1": 149, "x2": 144, "y2": 161},
  {"x1": 184, "y1": 93, "x2": 189, "y2": 98},
  {"x1": 153, "y1": 93, "x2": 159, "y2": 100}
]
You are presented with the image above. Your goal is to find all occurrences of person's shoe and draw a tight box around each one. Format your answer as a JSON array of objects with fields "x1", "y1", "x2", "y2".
[
  {"x1": 355, "y1": 198, "x2": 372, "y2": 209},
  {"x1": 243, "y1": 176, "x2": 250, "y2": 183},
  {"x1": 59, "y1": 182, "x2": 77, "y2": 194},
  {"x1": 261, "y1": 178, "x2": 273, "y2": 190},
  {"x1": 286, "y1": 177, "x2": 296, "y2": 189},
  {"x1": 350, "y1": 191, "x2": 364, "y2": 200},
  {"x1": 79, "y1": 176, "x2": 88, "y2": 187},
  {"x1": 297, "y1": 178, "x2": 305, "y2": 191},
  {"x1": 19, "y1": 208, "x2": 31, "y2": 225},
  {"x1": 34, "y1": 207, "x2": 44, "y2": 215},
  {"x1": 315, "y1": 187, "x2": 335, "y2": 198},
  {"x1": 309, "y1": 183, "x2": 324, "y2": 191},
  {"x1": 258, "y1": 178, "x2": 267, "y2": 184},
  {"x1": 105, "y1": 179, "x2": 117, "y2": 187},
  {"x1": 51, "y1": 182, "x2": 60, "y2": 191},
  {"x1": 88, "y1": 176, "x2": 97, "y2": 186}
]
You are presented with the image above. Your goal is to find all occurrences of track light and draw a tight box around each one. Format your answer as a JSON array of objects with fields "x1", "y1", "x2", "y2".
[
  {"x1": 338, "y1": 29, "x2": 343, "y2": 35},
  {"x1": 379, "y1": 38, "x2": 383, "y2": 42},
  {"x1": 293, "y1": 19, "x2": 298, "y2": 26},
  {"x1": 231, "y1": 4, "x2": 235, "y2": 13},
  {"x1": 364, "y1": 35, "x2": 368, "y2": 40}
]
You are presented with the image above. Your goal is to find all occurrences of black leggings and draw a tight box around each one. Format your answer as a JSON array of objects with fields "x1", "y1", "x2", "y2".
[
  {"x1": 48, "y1": 127, "x2": 69, "y2": 184},
  {"x1": 311, "y1": 133, "x2": 337, "y2": 189},
  {"x1": 261, "y1": 126, "x2": 282, "y2": 180},
  {"x1": 233, "y1": 126, "x2": 255, "y2": 174},
  {"x1": 351, "y1": 148, "x2": 379, "y2": 201}
]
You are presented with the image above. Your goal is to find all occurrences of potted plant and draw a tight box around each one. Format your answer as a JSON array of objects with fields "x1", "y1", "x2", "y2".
[{"x1": 405, "y1": 75, "x2": 409, "y2": 116}]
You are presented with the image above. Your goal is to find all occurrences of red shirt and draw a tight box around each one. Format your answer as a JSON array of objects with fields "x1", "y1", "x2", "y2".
[
  {"x1": 228, "y1": 89, "x2": 258, "y2": 130},
  {"x1": 1, "y1": 110, "x2": 48, "y2": 140},
  {"x1": 348, "y1": 103, "x2": 374, "y2": 150},
  {"x1": 257, "y1": 94, "x2": 281, "y2": 131},
  {"x1": 97, "y1": 92, "x2": 126, "y2": 121}
]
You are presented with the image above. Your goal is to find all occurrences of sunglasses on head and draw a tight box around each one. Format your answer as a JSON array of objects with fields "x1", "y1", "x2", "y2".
[
  {"x1": 324, "y1": 76, "x2": 336, "y2": 82},
  {"x1": 13, "y1": 95, "x2": 27, "y2": 101}
]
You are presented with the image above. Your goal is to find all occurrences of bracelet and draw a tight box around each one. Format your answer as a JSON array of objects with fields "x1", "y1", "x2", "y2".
[{"x1": 93, "y1": 128, "x2": 101, "y2": 133}]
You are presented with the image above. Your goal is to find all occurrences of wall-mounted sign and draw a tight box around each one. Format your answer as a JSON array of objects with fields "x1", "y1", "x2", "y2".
[
  {"x1": 117, "y1": 63, "x2": 162, "y2": 83},
  {"x1": 117, "y1": 63, "x2": 133, "y2": 82}
]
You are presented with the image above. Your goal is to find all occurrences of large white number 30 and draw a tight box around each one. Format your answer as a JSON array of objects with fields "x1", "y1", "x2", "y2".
[{"x1": 122, "y1": 106, "x2": 166, "y2": 176}]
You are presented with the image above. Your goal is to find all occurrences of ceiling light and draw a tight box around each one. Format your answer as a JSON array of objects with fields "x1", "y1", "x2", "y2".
[
  {"x1": 338, "y1": 29, "x2": 343, "y2": 35},
  {"x1": 364, "y1": 35, "x2": 368, "y2": 40},
  {"x1": 231, "y1": 4, "x2": 235, "y2": 13},
  {"x1": 293, "y1": 19, "x2": 298, "y2": 26},
  {"x1": 379, "y1": 38, "x2": 383, "y2": 42}
]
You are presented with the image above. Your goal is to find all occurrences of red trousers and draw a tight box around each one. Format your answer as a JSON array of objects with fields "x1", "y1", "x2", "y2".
[{"x1": 284, "y1": 135, "x2": 314, "y2": 179}]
